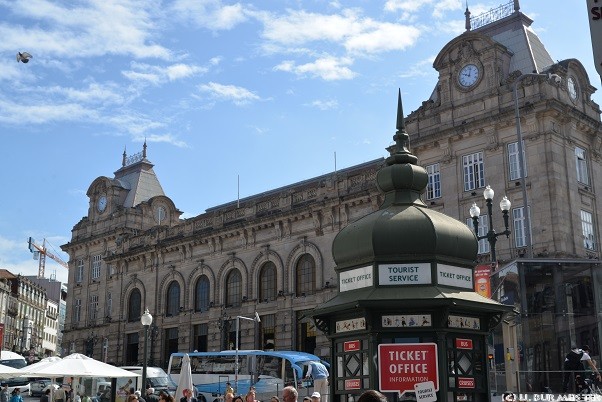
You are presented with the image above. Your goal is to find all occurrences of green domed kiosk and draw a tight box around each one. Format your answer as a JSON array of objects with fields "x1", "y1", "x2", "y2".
[{"x1": 308, "y1": 91, "x2": 512, "y2": 402}]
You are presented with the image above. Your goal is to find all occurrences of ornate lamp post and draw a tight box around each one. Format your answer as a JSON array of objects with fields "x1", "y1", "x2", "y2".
[
  {"x1": 469, "y1": 185, "x2": 512, "y2": 262},
  {"x1": 234, "y1": 312, "x2": 261, "y2": 393},
  {"x1": 141, "y1": 309, "x2": 153, "y2": 392}
]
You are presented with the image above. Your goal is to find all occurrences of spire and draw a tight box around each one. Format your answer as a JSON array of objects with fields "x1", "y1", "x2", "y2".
[
  {"x1": 386, "y1": 90, "x2": 417, "y2": 166},
  {"x1": 465, "y1": 1, "x2": 471, "y2": 31},
  {"x1": 513, "y1": 0, "x2": 520, "y2": 12},
  {"x1": 143, "y1": 139, "x2": 147, "y2": 159},
  {"x1": 122, "y1": 147, "x2": 127, "y2": 167}
]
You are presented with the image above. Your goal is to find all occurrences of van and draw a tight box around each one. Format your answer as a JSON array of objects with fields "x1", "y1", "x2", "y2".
[{"x1": 117, "y1": 366, "x2": 177, "y2": 395}]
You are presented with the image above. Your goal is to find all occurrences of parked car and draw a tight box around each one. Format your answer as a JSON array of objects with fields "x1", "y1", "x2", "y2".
[{"x1": 29, "y1": 379, "x2": 58, "y2": 397}]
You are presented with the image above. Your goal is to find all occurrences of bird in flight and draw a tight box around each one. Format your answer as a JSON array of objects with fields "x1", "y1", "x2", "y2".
[{"x1": 16, "y1": 52, "x2": 32, "y2": 63}]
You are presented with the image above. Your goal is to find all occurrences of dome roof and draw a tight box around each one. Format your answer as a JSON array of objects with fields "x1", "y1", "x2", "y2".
[{"x1": 332, "y1": 91, "x2": 477, "y2": 269}]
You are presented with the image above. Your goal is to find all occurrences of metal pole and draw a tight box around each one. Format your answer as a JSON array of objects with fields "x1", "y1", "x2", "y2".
[
  {"x1": 235, "y1": 316, "x2": 240, "y2": 394},
  {"x1": 142, "y1": 324, "x2": 148, "y2": 392}
]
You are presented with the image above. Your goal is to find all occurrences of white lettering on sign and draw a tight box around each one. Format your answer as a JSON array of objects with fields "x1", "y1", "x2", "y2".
[
  {"x1": 437, "y1": 264, "x2": 473, "y2": 289},
  {"x1": 378, "y1": 263, "x2": 431, "y2": 285},
  {"x1": 339, "y1": 265, "x2": 373, "y2": 292}
]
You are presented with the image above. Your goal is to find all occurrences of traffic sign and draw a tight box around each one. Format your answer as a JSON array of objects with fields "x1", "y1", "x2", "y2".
[
  {"x1": 587, "y1": 0, "x2": 602, "y2": 78},
  {"x1": 378, "y1": 343, "x2": 439, "y2": 395}
]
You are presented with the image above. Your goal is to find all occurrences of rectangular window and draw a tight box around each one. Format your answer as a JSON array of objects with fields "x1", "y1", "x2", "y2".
[
  {"x1": 467, "y1": 216, "x2": 489, "y2": 255},
  {"x1": 89, "y1": 295, "x2": 99, "y2": 321},
  {"x1": 91, "y1": 254, "x2": 101, "y2": 280},
  {"x1": 193, "y1": 323, "x2": 208, "y2": 353},
  {"x1": 508, "y1": 141, "x2": 527, "y2": 180},
  {"x1": 74, "y1": 299, "x2": 81, "y2": 323},
  {"x1": 512, "y1": 207, "x2": 529, "y2": 248},
  {"x1": 463, "y1": 152, "x2": 485, "y2": 191},
  {"x1": 581, "y1": 210, "x2": 596, "y2": 250},
  {"x1": 426, "y1": 163, "x2": 441, "y2": 200},
  {"x1": 576, "y1": 147, "x2": 589, "y2": 184},
  {"x1": 76, "y1": 259, "x2": 84, "y2": 283}
]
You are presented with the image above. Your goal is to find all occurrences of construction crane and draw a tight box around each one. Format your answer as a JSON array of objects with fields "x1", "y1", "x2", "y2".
[{"x1": 28, "y1": 237, "x2": 69, "y2": 278}]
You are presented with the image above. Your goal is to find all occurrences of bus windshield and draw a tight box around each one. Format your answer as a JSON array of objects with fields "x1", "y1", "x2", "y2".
[{"x1": 168, "y1": 350, "x2": 328, "y2": 402}]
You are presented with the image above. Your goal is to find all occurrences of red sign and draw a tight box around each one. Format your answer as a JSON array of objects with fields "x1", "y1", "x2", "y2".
[
  {"x1": 457, "y1": 378, "x2": 475, "y2": 389},
  {"x1": 474, "y1": 264, "x2": 492, "y2": 298},
  {"x1": 378, "y1": 343, "x2": 439, "y2": 395},
  {"x1": 345, "y1": 379, "x2": 361, "y2": 390},
  {"x1": 344, "y1": 340, "x2": 360, "y2": 352},
  {"x1": 455, "y1": 338, "x2": 473, "y2": 350}
]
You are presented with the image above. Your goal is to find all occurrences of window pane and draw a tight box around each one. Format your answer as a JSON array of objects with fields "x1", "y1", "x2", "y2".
[
  {"x1": 295, "y1": 254, "x2": 315, "y2": 295},
  {"x1": 576, "y1": 147, "x2": 589, "y2": 184},
  {"x1": 463, "y1": 152, "x2": 484, "y2": 191},
  {"x1": 259, "y1": 262, "x2": 277, "y2": 301},
  {"x1": 581, "y1": 210, "x2": 596, "y2": 250},
  {"x1": 167, "y1": 281, "x2": 181, "y2": 316},
  {"x1": 226, "y1": 270, "x2": 242, "y2": 307},
  {"x1": 512, "y1": 207, "x2": 526, "y2": 247},
  {"x1": 195, "y1": 276, "x2": 210, "y2": 312},
  {"x1": 508, "y1": 142, "x2": 527, "y2": 180},
  {"x1": 426, "y1": 163, "x2": 441, "y2": 199},
  {"x1": 129, "y1": 289, "x2": 141, "y2": 321}
]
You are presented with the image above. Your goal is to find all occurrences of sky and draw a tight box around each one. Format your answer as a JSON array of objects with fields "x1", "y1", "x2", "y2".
[{"x1": 0, "y1": 0, "x2": 599, "y2": 285}]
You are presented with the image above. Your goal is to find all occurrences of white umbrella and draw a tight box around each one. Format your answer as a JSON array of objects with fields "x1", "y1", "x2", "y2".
[
  {"x1": 175, "y1": 353, "x2": 194, "y2": 399},
  {"x1": 0, "y1": 364, "x2": 23, "y2": 379},
  {"x1": 20, "y1": 356, "x2": 62, "y2": 375},
  {"x1": 24, "y1": 353, "x2": 140, "y2": 378}
]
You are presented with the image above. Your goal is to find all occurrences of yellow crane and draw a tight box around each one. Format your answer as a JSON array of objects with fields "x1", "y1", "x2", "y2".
[{"x1": 28, "y1": 237, "x2": 68, "y2": 278}]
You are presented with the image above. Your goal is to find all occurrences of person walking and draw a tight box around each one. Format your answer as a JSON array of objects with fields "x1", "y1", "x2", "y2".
[
  {"x1": 146, "y1": 388, "x2": 159, "y2": 402},
  {"x1": 40, "y1": 389, "x2": 51, "y2": 402},
  {"x1": 1, "y1": 385, "x2": 9, "y2": 402},
  {"x1": 179, "y1": 389, "x2": 197, "y2": 402},
  {"x1": 305, "y1": 361, "x2": 329, "y2": 402},
  {"x1": 8, "y1": 389, "x2": 23, "y2": 402},
  {"x1": 357, "y1": 390, "x2": 386, "y2": 402}
]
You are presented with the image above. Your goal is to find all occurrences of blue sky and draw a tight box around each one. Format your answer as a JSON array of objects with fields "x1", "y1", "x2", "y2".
[{"x1": 0, "y1": 0, "x2": 599, "y2": 284}]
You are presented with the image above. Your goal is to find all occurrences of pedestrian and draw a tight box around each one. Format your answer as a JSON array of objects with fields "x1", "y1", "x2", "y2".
[
  {"x1": 9, "y1": 389, "x2": 23, "y2": 402},
  {"x1": 357, "y1": 390, "x2": 386, "y2": 402},
  {"x1": 1, "y1": 385, "x2": 9, "y2": 402},
  {"x1": 54, "y1": 384, "x2": 66, "y2": 402},
  {"x1": 224, "y1": 393, "x2": 234, "y2": 402},
  {"x1": 303, "y1": 397, "x2": 310, "y2": 402},
  {"x1": 81, "y1": 393, "x2": 92, "y2": 402},
  {"x1": 281, "y1": 386, "x2": 298, "y2": 402},
  {"x1": 40, "y1": 389, "x2": 51, "y2": 402},
  {"x1": 146, "y1": 388, "x2": 159, "y2": 402},
  {"x1": 310, "y1": 392, "x2": 320, "y2": 402},
  {"x1": 269, "y1": 397, "x2": 279, "y2": 402},
  {"x1": 180, "y1": 388, "x2": 197, "y2": 402},
  {"x1": 135, "y1": 390, "x2": 147, "y2": 402},
  {"x1": 245, "y1": 389, "x2": 256, "y2": 402},
  {"x1": 225, "y1": 383, "x2": 234, "y2": 396},
  {"x1": 305, "y1": 361, "x2": 329, "y2": 402},
  {"x1": 73, "y1": 392, "x2": 82, "y2": 402}
]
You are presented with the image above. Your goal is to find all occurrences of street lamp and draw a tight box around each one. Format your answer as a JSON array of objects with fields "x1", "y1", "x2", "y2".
[
  {"x1": 141, "y1": 308, "x2": 153, "y2": 392},
  {"x1": 513, "y1": 72, "x2": 561, "y2": 258},
  {"x1": 235, "y1": 312, "x2": 261, "y2": 393},
  {"x1": 469, "y1": 185, "x2": 512, "y2": 263}
]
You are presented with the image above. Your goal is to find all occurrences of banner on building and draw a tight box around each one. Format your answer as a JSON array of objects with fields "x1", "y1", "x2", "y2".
[{"x1": 474, "y1": 264, "x2": 492, "y2": 298}]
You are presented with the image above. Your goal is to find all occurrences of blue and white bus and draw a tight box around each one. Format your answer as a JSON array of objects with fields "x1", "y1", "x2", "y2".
[{"x1": 168, "y1": 350, "x2": 328, "y2": 402}]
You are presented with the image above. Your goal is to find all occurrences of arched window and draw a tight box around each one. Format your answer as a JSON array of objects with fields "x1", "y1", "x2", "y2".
[
  {"x1": 225, "y1": 269, "x2": 242, "y2": 307},
  {"x1": 128, "y1": 288, "x2": 141, "y2": 322},
  {"x1": 166, "y1": 281, "x2": 180, "y2": 316},
  {"x1": 295, "y1": 254, "x2": 315, "y2": 296},
  {"x1": 259, "y1": 262, "x2": 277, "y2": 302},
  {"x1": 195, "y1": 275, "x2": 210, "y2": 312}
]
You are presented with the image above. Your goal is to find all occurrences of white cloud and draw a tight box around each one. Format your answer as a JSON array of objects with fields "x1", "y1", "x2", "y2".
[
  {"x1": 0, "y1": 0, "x2": 171, "y2": 60},
  {"x1": 198, "y1": 82, "x2": 260, "y2": 105},
  {"x1": 0, "y1": 99, "x2": 98, "y2": 124},
  {"x1": 398, "y1": 55, "x2": 437, "y2": 78},
  {"x1": 344, "y1": 22, "x2": 420, "y2": 54},
  {"x1": 274, "y1": 57, "x2": 356, "y2": 81},
  {"x1": 432, "y1": 0, "x2": 462, "y2": 19},
  {"x1": 384, "y1": 0, "x2": 432, "y2": 13},
  {"x1": 41, "y1": 82, "x2": 126, "y2": 105},
  {"x1": 122, "y1": 62, "x2": 208, "y2": 85},
  {"x1": 307, "y1": 99, "x2": 339, "y2": 110},
  {"x1": 170, "y1": 0, "x2": 247, "y2": 30}
]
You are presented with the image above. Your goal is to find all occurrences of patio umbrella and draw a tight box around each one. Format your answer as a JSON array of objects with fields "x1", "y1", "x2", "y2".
[
  {"x1": 24, "y1": 353, "x2": 140, "y2": 378},
  {"x1": 175, "y1": 353, "x2": 194, "y2": 399},
  {"x1": 0, "y1": 364, "x2": 23, "y2": 379},
  {"x1": 19, "y1": 356, "x2": 62, "y2": 375}
]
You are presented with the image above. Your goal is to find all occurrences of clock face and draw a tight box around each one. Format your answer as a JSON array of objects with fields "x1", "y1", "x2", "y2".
[
  {"x1": 568, "y1": 77, "x2": 578, "y2": 100},
  {"x1": 97, "y1": 195, "x2": 107, "y2": 213},
  {"x1": 458, "y1": 64, "x2": 480, "y2": 88}
]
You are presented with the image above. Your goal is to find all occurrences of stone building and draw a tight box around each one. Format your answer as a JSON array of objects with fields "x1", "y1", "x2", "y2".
[
  {"x1": 61, "y1": 143, "x2": 384, "y2": 367},
  {"x1": 61, "y1": 0, "x2": 602, "y2": 394}
]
